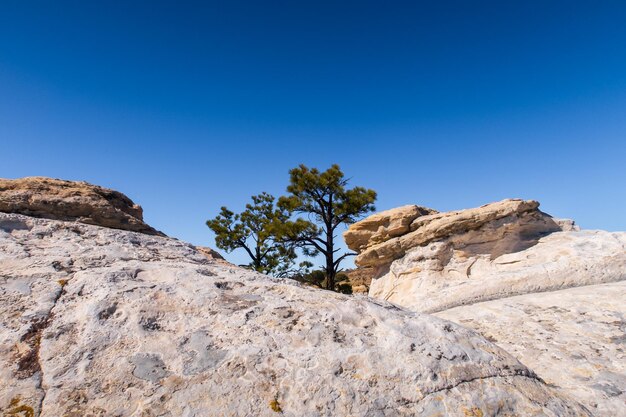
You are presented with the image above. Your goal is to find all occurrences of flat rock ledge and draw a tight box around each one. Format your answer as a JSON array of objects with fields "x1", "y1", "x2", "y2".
[
  {"x1": 0, "y1": 177, "x2": 163, "y2": 236},
  {"x1": 0, "y1": 212, "x2": 589, "y2": 417}
]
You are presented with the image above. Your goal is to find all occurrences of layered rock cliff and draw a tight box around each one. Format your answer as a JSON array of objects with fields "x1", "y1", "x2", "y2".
[
  {"x1": 0, "y1": 179, "x2": 591, "y2": 416},
  {"x1": 345, "y1": 198, "x2": 626, "y2": 415},
  {"x1": 0, "y1": 177, "x2": 163, "y2": 236}
]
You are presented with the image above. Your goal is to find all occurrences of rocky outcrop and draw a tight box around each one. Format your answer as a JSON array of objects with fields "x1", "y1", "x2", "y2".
[
  {"x1": 0, "y1": 213, "x2": 589, "y2": 415},
  {"x1": 437, "y1": 282, "x2": 626, "y2": 417},
  {"x1": 0, "y1": 177, "x2": 163, "y2": 236},
  {"x1": 349, "y1": 199, "x2": 563, "y2": 268},
  {"x1": 369, "y1": 229, "x2": 626, "y2": 313},
  {"x1": 346, "y1": 199, "x2": 626, "y2": 415},
  {"x1": 194, "y1": 245, "x2": 230, "y2": 265},
  {"x1": 344, "y1": 204, "x2": 438, "y2": 252}
]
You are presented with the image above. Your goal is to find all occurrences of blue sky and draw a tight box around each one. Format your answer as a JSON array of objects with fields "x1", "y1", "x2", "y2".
[{"x1": 1, "y1": 1, "x2": 625, "y2": 268}]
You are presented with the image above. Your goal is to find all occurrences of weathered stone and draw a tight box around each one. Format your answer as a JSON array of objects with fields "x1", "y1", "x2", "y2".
[
  {"x1": 0, "y1": 212, "x2": 588, "y2": 416},
  {"x1": 344, "y1": 205, "x2": 437, "y2": 252},
  {"x1": 437, "y1": 282, "x2": 626, "y2": 416},
  {"x1": 130, "y1": 353, "x2": 171, "y2": 382},
  {"x1": 349, "y1": 199, "x2": 626, "y2": 416},
  {"x1": 354, "y1": 199, "x2": 548, "y2": 267},
  {"x1": 368, "y1": 229, "x2": 626, "y2": 313},
  {"x1": 0, "y1": 177, "x2": 163, "y2": 236},
  {"x1": 194, "y1": 245, "x2": 231, "y2": 265}
]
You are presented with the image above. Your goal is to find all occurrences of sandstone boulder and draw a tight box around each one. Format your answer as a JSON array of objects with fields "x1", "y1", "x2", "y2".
[
  {"x1": 347, "y1": 199, "x2": 626, "y2": 415},
  {"x1": 344, "y1": 204, "x2": 437, "y2": 252},
  {"x1": 0, "y1": 177, "x2": 163, "y2": 236},
  {"x1": 0, "y1": 212, "x2": 589, "y2": 416},
  {"x1": 194, "y1": 245, "x2": 229, "y2": 263},
  {"x1": 343, "y1": 267, "x2": 376, "y2": 294},
  {"x1": 353, "y1": 199, "x2": 556, "y2": 267}
]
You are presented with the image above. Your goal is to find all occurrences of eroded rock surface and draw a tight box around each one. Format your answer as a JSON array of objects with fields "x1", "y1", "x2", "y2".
[
  {"x1": 437, "y1": 282, "x2": 626, "y2": 417},
  {"x1": 369, "y1": 229, "x2": 626, "y2": 313},
  {"x1": 194, "y1": 245, "x2": 232, "y2": 266},
  {"x1": 344, "y1": 205, "x2": 437, "y2": 253},
  {"x1": 347, "y1": 199, "x2": 626, "y2": 415},
  {"x1": 0, "y1": 177, "x2": 163, "y2": 236},
  {"x1": 0, "y1": 212, "x2": 589, "y2": 416},
  {"x1": 344, "y1": 267, "x2": 376, "y2": 294},
  {"x1": 350, "y1": 199, "x2": 559, "y2": 268}
]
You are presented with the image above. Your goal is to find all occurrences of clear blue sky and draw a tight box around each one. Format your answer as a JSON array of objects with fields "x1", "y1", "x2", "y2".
[{"x1": 1, "y1": 1, "x2": 625, "y2": 268}]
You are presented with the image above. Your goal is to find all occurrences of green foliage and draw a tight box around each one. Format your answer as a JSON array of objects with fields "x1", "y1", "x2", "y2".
[
  {"x1": 274, "y1": 260, "x2": 313, "y2": 279},
  {"x1": 335, "y1": 273, "x2": 353, "y2": 294},
  {"x1": 290, "y1": 269, "x2": 325, "y2": 287},
  {"x1": 206, "y1": 192, "x2": 296, "y2": 275},
  {"x1": 278, "y1": 164, "x2": 377, "y2": 227},
  {"x1": 287, "y1": 269, "x2": 352, "y2": 293},
  {"x1": 278, "y1": 164, "x2": 376, "y2": 291},
  {"x1": 206, "y1": 164, "x2": 376, "y2": 293}
]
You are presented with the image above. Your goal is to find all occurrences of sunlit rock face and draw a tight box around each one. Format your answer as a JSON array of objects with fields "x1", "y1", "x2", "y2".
[
  {"x1": 348, "y1": 199, "x2": 566, "y2": 271},
  {"x1": 346, "y1": 198, "x2": 626, "y2": 415},
  {"x1": 344, "y1": 204, "x2": 438, "y2": 253},
  {"x1": 0, "y1": 213, "x2": 588, "y2": 415},
  {"x1": 0, "y1": 177, "x2": 163, "y2": 236},
  {"x1": 437, "y1": 282, "x2": 626, "y2": 417}
]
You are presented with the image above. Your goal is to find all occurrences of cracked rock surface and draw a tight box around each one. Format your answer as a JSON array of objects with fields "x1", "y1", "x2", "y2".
[
  {"x1": 0, "y1": 212, "x2": 589, "y2": 416},
  {"x1": 347, "y1": 199, "x2": 626, "y2": 415},
  {"x1": 437, "y1": 282, "x2": 626, "y2": 416}
]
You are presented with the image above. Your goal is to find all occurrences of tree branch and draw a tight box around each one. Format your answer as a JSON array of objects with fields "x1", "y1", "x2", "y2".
[
  {"x1": 303, "y1": 238, "x2": 328, "y2": 256},
  {"x1": 238, "y1": 241, "x2": 257, "y2": 264},
  {"x1": 333, "y1": 252, "x2": 355, "y2": 269}
]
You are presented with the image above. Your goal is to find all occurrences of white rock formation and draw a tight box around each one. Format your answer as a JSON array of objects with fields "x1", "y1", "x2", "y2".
[
  {"x1": 345, "y1": 199, "x2": 626, "y2": 415},
  {"x1": 437, "y1": 282, "x2": 626, "y2": 417},
  {"x1": 369, "y1": 229, "x2": 626, "y2": 313},
  {"x1": 0, "y1": 212, "x2": 590, "y2": 416}
]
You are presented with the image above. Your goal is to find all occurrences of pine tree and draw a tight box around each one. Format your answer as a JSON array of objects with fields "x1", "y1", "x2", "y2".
[
  {"x1": 206, "y1": 192, "x2": 295, "y2": 275},
  {"x1": 278, "y1": 164, "x2": 377, "y2": 291}
]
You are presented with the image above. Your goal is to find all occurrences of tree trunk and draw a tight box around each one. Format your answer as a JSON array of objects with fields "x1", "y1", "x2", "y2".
[
  {"x1": 254, "y1": 246, "x2": 262, "y2": 272},
  {"x1": 325, "y1": 225, "x2": 335, "y2": 291},
  {"x1": 325, "y1": 255, "x2": 335, "y2": 290},
  {"x1": 325, "y1": 195, "x2": 335, "y2": 290}
]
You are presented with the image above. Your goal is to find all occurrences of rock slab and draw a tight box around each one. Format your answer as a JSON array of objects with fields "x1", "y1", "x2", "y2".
[
  {"x1": 349, "y1": 199, "x2": 559, "y2": 268},
  {"x1": 437, "y1": 282, "x2": 626, "y2": 417},
  {"x1": 0, "y1": 177, "x2": 163, "y2": 236},
  {"x1": 0, "y1": 212, "x2": 589, "y2": 417},
  {"x1": 346, "y1": 198, "x2": 626, "y2": 416},
  {"x1": 344, "y1": 205, "x2": 438, "y2": 253},
  {"x1": 369, "y1": 229, "x2": 626, "y2": 313}
]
